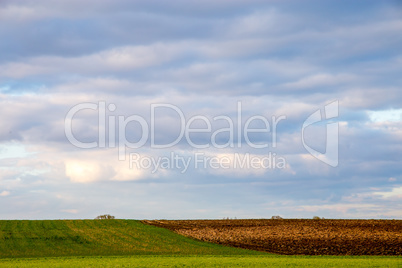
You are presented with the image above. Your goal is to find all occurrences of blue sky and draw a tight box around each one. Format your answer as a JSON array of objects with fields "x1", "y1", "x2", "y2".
[{"x1": 0, "y1": 0, "x2": 401, "y2": 219}]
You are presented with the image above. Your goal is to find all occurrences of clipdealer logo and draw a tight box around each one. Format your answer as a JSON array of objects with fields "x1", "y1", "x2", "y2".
[{"x1": 64, "y1": 101, "x2": 339, "y2": 172}]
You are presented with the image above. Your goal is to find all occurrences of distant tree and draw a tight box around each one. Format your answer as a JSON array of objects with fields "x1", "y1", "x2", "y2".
[
  {"x1": 95, "y1": 214, "x2": 115, "y2": 220},
  {"x1": 271, "y1": 215, "x2": 283, "y2": 219},
  {"x1": 313, "y1": 216, "x2": 322, "y2": 220}
]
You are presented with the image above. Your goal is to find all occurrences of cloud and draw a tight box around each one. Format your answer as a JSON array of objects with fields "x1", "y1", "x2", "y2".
[
  {"x1": 193, "y1": 151, "x2": 290, "y2": 177},
  {"x1": 373, "y1": 186, "x2": 402, "y2": 199},
  {"x1": 0, "y1": 5, "x2": 47, "y2": 22},
  {"x1": 368, "y1": 109, "x2": 402, "y2": 122},
  {"x1": 0, "y1": 191, "x2": 10, "y2": 197},
  {"x1": 282, "y1": 73, "x2": 357, "y2": 90},
  {"x1": 60, "y1": 209, "x2": 78, "y2": 214},
  {"x1": 0, "y1": 43, "x2": 182, "y2": 79},
  {"x1": 64, "y1": 151, "x2": 145, "y2": 183},
  {"x1": 0, "y1": 0, "x2": 401, "y2": 219},
  {"x1": 297, "y1": 203, "x2": 380, "y2": 215}
]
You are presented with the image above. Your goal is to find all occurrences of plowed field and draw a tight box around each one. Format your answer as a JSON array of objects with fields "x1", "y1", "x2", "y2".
[{"x1": 143, "y1": 219, "x2": 402, "y2": 255}]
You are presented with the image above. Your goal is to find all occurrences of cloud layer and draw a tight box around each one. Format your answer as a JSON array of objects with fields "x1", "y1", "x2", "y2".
[{"x1": 0, "y1": 0, "x2": 401, "y2": 219}]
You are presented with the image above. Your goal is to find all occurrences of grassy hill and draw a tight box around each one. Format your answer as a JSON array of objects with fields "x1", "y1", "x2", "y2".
[
  {"x1": 0, "y1": 220, "x2": 400, "y2": 267},
  {"x1": 0, "y1": 220, "x2": 259, "y2": 258}
]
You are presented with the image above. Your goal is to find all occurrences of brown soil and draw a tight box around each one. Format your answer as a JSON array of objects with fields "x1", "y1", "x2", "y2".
[{"x1": 142, "y1": 219, "x2": 402, "y2": 255}]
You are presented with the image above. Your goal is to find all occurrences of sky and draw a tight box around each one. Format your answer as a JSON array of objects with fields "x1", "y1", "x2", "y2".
[{"x1": 0, "y1": 0, "x2": 401, "y2": 220}]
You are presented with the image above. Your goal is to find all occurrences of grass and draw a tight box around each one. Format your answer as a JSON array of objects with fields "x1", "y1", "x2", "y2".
[
  {"x1": 0, "y1": 255, "x2": 401, "y2": 267},
  {"x1": 0, "y1": 220, "x2": 400, "y2": 267},
  {"x1": 0, "y1": 220, "x2": 259, "y2": 258}
]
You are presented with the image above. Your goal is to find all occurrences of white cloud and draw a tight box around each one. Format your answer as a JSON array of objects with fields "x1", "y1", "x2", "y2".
[
  {"x1": 0, "y1": 191, "x2": 10, "y2": 197},
  {"x1": 63, "y1": 150, "x2": 147, "y2": 183},
  {"x1": 0, "y1": 1, "x2": 122, "y2": 22},
  {"x1": 65, "y1": 160, "x2": 114, "y2": 183},
  {"x1": 368, "y1": 109, "x2": 402, "y2": 123},
  {"x1": 0, "y1": 5, "x2": 46, "y2": 22},
  {"x1": 297, "y1": 203, "x2": 380, "y2": 214},
  {"x1": 283, "y1": 73, "x2": 356, "y2": 89},
  {"x1": 194, "y1": 151, "x2": 289, "y2": 177},
  {"x1": 60, "y1": 209, "x2": 78, "y2": 214},
  {"x1": 0, "y1": 43, "x2": 181, "y2": 78},
  {"x1": 0, "y1": 62, "x2": 51, "y2": 79},
  {"x1": 340, "y1": 87, "x2": 401, "y2": 109},
  {"x1": 373, "y1": 186, "x2": 402, "y2": 199},
  {"x1": 227, "y1": 9, "x2": 293, "y2": 37}
]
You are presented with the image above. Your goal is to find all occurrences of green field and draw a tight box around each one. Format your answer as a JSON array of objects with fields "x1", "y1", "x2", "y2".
[
  {"x1": 0, "y1": 220, "x2": 400, "y2": 267},
  {"x1": 1, "y1": 255, "x2": 401, "y2": 267},
  {"x1": 0, "y1": 220, "x2": 257, "y2": 258}
]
